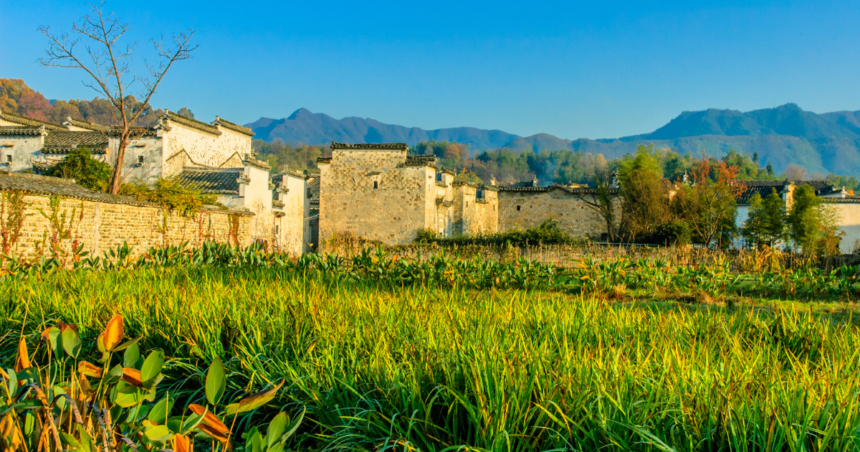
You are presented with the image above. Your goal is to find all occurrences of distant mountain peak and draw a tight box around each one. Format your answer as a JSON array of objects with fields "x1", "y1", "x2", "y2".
[
  {"x1": 247, "y1": 110, "x2": 520, "y2": 151},
  {"x1": 287, "y1": 108, "x2": 314, "y2": 120}
]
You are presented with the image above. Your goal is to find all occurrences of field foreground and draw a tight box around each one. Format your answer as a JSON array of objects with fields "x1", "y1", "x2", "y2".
[{"x1": 2, "y1": 266, "x2": 860, "y2": 451}]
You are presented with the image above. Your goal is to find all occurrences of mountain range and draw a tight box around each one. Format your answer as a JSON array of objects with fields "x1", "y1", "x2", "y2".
[{"x1": 246, "y1": 103, "x2": 860, "y2": 176}]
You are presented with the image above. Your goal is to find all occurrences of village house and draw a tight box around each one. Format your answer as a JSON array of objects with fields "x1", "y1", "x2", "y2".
[
  {"x1": 0, "y1": 109, "x2": 309, "y2": 254},
  {"x1": 316, "y1": 142, "x2": 498, "y2": 246}
]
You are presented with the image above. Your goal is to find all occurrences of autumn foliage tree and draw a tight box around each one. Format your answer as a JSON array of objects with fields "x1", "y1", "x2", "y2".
[
  {"x1": 38, "y1": 2, "x2": 197, "y2": 194},
  {"x1": 670, "y1": 156, "x2": 740, "y2": 248}
]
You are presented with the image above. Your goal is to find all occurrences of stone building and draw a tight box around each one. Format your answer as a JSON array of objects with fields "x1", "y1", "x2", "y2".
[
  {"x1": 316, "y1": 142, "x2": 498, "y2": 246},
  {"x1": 497, "y1": 180, "x2": 620, "y2": 240}
]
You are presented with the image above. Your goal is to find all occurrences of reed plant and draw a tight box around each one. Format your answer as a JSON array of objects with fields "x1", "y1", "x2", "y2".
[{"x1": 2, "y1": 265, "x2": 859, "y2": 450}]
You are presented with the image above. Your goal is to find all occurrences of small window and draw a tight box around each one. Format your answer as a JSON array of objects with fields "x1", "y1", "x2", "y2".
[
  {"x1": 5, "y1": 155, "x2": 11, "y2": 163},
  {"x1": 516, "y1": 205, "x2": 521, "y2": 211},
  {"x1": 373, "y1": 181, "x2": 378, "y2": 189},
  {"x1": 138, "y1": 155, "x2": 145, "y2": 164}
]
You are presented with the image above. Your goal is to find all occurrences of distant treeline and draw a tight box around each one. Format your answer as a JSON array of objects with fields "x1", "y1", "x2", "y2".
[{"x1": 254, "y1": 138, "x2": 860, "y2": 191}]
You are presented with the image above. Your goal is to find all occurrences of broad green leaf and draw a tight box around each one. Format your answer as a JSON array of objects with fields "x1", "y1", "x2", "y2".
[
  {"x1": 267, "y1": 412, "x2": 287, "y2": 449},
  {"x1": 206, "y1": 356, "x2": 226, "y2": 405},
  {"x1": 113, "y1": 335, "x2": 143, "y2": 353},
  {"x1": 246, "y1": 427, "x2": 263, "y2": 452},
  {"x1": 144, "y1": 424, "x2": 173, "y2": 442},
  {"x1": 115, "y1": 381, "x2": 147, "y2": 408},
  {"x1": 5, "y1": 368, "x2": 17, "y2": 396},
  {"x1": 141, "y1": 349, "x2": 164, "y2": 382},
  {"x1": 59, "y1": 431, "x2": 80, "y2": 448},
  {"x1": 124, "y1": 342, "x2": 140, "y2": 369},
  {"x1": 61, "y1": 326, "x2": 81, "y2": 358},
  {"x1": 281, "y1": 408, "x2": 305, "y2": 442},
  {"x1": 268, "y1": 443, "x2": 285, "y2": 452},
  {"x1": 148, "y1": 396, "x2": 174, "y2": 424},
  {"x1": 78, "y1": 425, "x2": 95, "y2": 452}
]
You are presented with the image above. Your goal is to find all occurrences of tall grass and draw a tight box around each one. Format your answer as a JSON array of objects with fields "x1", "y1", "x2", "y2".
[{"x1": 2, "y1": 266, "x2": 859, "y2": 450}]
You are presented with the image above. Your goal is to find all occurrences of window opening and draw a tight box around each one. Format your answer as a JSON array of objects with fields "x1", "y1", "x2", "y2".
[
  {"x1": 516, "y1": 205, "x2": 521, "y2": 211},
  {"x1": 373, "y1": 181, "x2": 378, "y2": 189}
]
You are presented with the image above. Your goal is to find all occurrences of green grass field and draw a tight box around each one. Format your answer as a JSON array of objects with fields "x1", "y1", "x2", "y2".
[{"x1": 3, "y1": 263, "x2": 860, "y2": 451}]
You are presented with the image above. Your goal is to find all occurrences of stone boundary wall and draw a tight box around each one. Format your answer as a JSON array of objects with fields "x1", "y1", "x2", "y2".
[{"x1": 0, "y1": 190, "x2": 254, "y2": 262}]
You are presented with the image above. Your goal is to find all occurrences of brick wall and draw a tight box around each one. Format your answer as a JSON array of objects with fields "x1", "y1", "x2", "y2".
[{"x1": 0, "y1": 191, "x2": 254, "y2": 262}]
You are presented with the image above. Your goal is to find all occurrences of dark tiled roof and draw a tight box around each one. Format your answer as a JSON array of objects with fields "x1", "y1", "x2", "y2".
[
  {"x1": 822, "y1": 198, "x2": 860, "y2": 204},
  {"x1": 331, "y1": 142, "x2": 409, "y2": 151},
  {"x1": 64, "y1": 117, "x2": 111, "y2": 133},
  {"x1": 0, "y1": 126, "x2": 43, "y2": 136},
  {"x1": 163, "y1": 112, "x2": 221, "y2": 135},
  {"x1": 402, "y1": 155, "x2": 437, "y2": 167},
  {"x1": 0, "y1": 171, "x2": 153, "y2": 206},
  {"x1": 499, "y1": 180, "x2": 539, "y2": 189},
  {"x1": 0, "y1": 111, "x2": 67, "y2": 130},
  {"x1": 498, "y1": 183, "x2": 619, "y2": 195},
  {"x1": 316, "y1": 157, "x2": 332, "y2": 164},
  {"x1": 213, "y1": 116, "x2": 254, "y2": 136},
  {"x1": 733, "y1": 180, "x2": 789, "y2": 204},
  {"x1": 176, "y1": 167, "x2": 243, "y2": 194},
  {"x1": 793, "y1": 180, "x2": 840, "y2": 196},
  {"x1": 42, "y1": 131, "x2": 110, "y2": 154},
  {"x1": 107, "y1": 126, "x2": 159, "y2": 138}
]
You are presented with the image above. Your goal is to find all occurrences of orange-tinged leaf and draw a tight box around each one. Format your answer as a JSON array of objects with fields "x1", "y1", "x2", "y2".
[
  {"x1": 121, "y1": 368, "x2": 144, "y2": 387},
  {"x1": 224, "y1": 380, "x2": 284, "y2": 415},
  {"x1": 173, "y1": 433, "x2": 191, "y2": 452},
  {"x1": 78, "y1": 361, "x2": 102, "y2": 378},
  {"x1": 102, "y1": 315, "x2": 124, "y2": 352},
  {"x1": 0, "y1": 413, "x2": 24, "y2": 450},
  {"x1": 199, "y1": 423, "x2": 230, "y2": 443},
  {"x1": 14, "y1": 338, "x2": 30, "y2": 372},
  {"x1": 188, "y1": 404, "x2": 230, "y2": 436}
]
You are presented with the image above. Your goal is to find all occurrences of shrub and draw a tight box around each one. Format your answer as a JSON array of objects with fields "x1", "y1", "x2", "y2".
[
  {"x1": 121, "y1": 178, "x2": 218, "y2": 216},
  {"x1": 46, "y1": 146, "x2": 112, "y2": 192}
]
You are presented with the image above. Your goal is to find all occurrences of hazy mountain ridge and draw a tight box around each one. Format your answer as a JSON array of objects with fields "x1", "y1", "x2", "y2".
[
  {"x1": 249, "y1": 104, "x2": 860, "y2": 176},
  {"x1": 247, "y1": 108, "x2": 519, "y2": 151}
]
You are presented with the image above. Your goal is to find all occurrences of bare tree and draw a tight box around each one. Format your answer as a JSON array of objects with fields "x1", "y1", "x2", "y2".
[
  {"x1": 39, "y1": 2, "x2": 197, "y2": 194},
  {"x1": 574, "y1": 169, "x2": 620, "y2": 242}
]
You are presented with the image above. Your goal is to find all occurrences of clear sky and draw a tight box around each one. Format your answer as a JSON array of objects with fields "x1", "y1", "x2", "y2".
[{"x1": 2, "y1": 0, "x2": 859, "y2": 139}]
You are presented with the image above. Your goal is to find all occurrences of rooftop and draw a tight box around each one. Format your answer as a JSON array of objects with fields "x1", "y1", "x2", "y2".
[
  {"x1": 41, "y1": 131, "x2": 110, "y2": 154},
  {"x1": 64, "y1": 117, "x2": 110, "y2": 133},
  {"x1": 0, "y1": 110, "x2": 67, "y2": 131},
  {"x1": 176, "y1": 167, "x2": 243, "y2": 194},
  {"x1": 331, "y1": 142, "x2": 409, "y2": 151},
  {"x1": 0, "y1": 171, "x2": 151, "y2": 206},
  {"x1": 162, "y1": 112, "x2": 221, "y2": 135},
  {"x1": 0, "y1": 126, "x2": 43, "y2": 136},
  {"x1": 213, "y1": 116, "x2": 255, "y2": 136}
]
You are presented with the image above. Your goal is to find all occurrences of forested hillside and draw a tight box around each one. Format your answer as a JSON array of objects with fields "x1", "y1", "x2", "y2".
[{"x1": 0, "y1": 78, "x2": 193, "y2": 126}]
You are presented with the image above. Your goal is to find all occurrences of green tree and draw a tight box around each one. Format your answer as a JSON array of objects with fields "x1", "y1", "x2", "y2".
[
  {"x1": 618, "y1": 145, "x2": 671, "y2": 241},
  {"x1": 741, "y1": 189, "x2": 787, "y2": 249},
  {"x1": 786, "y1": 185, "x2": 842, "y2": 256},
  {"x1": 47, "y1": 146, "x2": 112, "y2": 192}
]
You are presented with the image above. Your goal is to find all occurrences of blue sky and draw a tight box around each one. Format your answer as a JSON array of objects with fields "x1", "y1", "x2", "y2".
[{"x1": 2, "y1": 0, "x2": 859, "y2": 139}]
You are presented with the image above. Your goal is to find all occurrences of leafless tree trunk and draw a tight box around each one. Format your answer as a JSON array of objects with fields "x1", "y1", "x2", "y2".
[
  {"x1": 575, "y1": 171, "x2": 620, "y2": 242},
  {"x1": 39, "y1": 2, "x2": 197, "y2": 194}
]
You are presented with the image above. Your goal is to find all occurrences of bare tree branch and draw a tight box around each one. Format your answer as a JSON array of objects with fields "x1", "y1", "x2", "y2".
[{"x1": 38, "y1": 2, "x2": 197, "y2": 194}]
